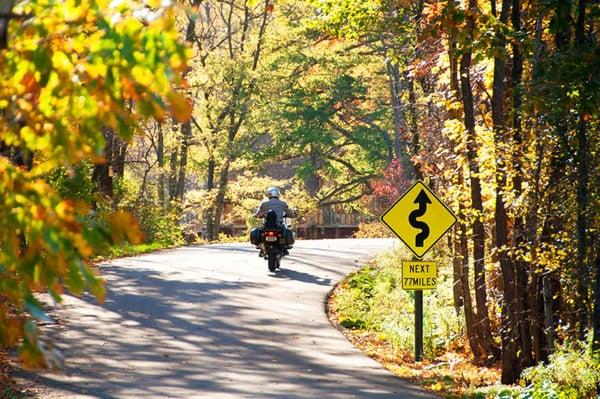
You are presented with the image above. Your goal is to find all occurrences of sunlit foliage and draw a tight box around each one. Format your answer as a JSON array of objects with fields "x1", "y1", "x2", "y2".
[{"x1": 0, "y1": 0, "x2": 189, "y2": 367}]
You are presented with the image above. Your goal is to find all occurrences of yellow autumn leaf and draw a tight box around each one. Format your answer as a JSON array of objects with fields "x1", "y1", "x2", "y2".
[
  {"x1": 86, "y1": 62, "x2": 107, "y2": 79},
  {"x1": 107, "y1": 211, "x2": 143, "y2": 245},
  {"x1": 131, "y1": 65, "x2": 155, "y2": 86},
  {"x1": 52, "y1": 51, "x2": 72, "y2": 71}
]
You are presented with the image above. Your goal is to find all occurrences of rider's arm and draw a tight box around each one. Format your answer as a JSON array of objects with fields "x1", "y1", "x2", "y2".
[
  {"x1": 255, "y1": 202, "x2": 266, "y2": 218},
  {"x1": 283, "y1": 202, "x2": 295, "y2": 218}
]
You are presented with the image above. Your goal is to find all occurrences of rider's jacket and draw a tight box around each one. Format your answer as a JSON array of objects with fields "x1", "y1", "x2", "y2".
[{"x1": 255, "y1": 198, "x2": 290, "y2": 225}]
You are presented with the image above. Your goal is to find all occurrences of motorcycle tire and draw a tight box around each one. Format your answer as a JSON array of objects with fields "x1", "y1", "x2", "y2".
[{"x1": 268, "y1": 253, "x2": 277, "y2": 272}]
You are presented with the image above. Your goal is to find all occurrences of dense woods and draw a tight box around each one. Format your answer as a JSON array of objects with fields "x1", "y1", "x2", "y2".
[
  {"x1": 1, "y1": 0, "x2": 599, "y2": 395},
  {"x1": 305, "y1": 0, "x2": 600, "y2": 387}
]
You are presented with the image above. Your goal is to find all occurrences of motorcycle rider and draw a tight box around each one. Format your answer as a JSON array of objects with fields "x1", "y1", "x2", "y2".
[
  {"x1": 255, "y1": 187, "x2": 291, "y2": 223},
  {"x1": 254, "y1": 187, "x2": 295, "y2": 256}
]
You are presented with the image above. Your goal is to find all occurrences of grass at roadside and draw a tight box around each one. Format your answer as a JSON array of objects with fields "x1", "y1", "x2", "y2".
[
  {"x1": 329, "y1": 245, "x2": 600, "y2": 398},
  {"x1": 96, "y1": 232, "x2": 248, "y2": 260},
  {"x1": 94, "y1": 241, "x2": 183, "y2": 261},
  {"x1": 327, "y1": 245, "x2": 501, "y2": 397}
]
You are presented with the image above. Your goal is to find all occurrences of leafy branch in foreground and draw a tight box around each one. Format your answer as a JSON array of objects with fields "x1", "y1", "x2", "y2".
[{"x1": 0, "y1": 0, "x2": 189, "y2": 367}]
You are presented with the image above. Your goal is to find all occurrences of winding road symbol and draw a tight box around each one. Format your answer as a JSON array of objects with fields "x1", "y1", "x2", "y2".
[
  {"x1": 409, "y1": 189, "x2": 431, "y2": 247},
  {"x1": 380, "y1": 180, "x2": 457, "y2": 258}
]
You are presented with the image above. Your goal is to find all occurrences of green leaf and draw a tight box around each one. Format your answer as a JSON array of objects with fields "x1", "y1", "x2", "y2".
[{"x1": 25, "y1": 295, "x2": 52, "y2": 323}]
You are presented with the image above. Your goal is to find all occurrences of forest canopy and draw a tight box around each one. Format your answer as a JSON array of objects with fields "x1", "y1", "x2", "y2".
[{"x1": 0, "y1": 0, "x2": 599, "y2": 394}]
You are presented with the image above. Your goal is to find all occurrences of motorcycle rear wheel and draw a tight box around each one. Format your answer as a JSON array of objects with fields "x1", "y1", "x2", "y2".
[{"x1": 268, "y1": 253, "x2": 277, "y2": 272}]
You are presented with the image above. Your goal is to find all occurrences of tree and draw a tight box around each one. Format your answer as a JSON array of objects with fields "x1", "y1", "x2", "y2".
[
  {"x1": 182, "y1": 0, "x2": 275, "y2": 240},
  {"x1": 261, "y1": 40, "x2": 390, "y2": 208},
  {"x1": 0, "y1": 0, "x2": 188, "y2": 366},
  {"x1": 308, "y1": 0, "x2": 600, "y2": 385},
  {"x1": 456, "y1": 0, "x2": 497, "y2": 363}
]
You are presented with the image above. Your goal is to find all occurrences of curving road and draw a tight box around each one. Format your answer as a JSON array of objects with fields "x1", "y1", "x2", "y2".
[{"x1": 19, "y1": 239, "x2": 437, "y2": 398}]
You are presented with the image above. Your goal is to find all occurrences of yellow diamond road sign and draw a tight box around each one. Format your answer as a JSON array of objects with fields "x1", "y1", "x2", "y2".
[{"x1": 381, "y1": 180, "x2": 457, "y2": 258}]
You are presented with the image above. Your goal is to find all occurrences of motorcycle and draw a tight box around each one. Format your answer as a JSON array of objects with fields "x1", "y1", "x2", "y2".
[{"x1": 250, "y1": 210, "x2": 295, "y2": 272}]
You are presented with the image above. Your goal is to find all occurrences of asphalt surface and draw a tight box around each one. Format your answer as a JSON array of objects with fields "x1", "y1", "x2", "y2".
[{"x1": 18, "y1": 239, "x2": 438, "y2": 399}]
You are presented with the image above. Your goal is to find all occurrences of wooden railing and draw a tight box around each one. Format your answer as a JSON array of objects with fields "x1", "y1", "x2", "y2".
[
  {"x1": 296, "y1": 207, "x2": 363, "y2": 239},
  {"x1": 213, "y1": 207, "x2": 364, "y2": 239}
]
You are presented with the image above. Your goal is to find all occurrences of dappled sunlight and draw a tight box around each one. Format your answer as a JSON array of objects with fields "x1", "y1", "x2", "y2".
[{"x1": 15, "y1": 240, "x2": 435, "y2": 398}]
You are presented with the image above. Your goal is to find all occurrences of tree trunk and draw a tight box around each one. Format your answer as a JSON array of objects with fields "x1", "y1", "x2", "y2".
[
  {"x1": 407, "y1": 76, "x2": 422, "y2": 180},
  {"x1": 515, "y1": 139, "x2": 547, "y2": 362},
  {"x1": 510, "y1": 0, "x2": 534, "y2": 369},
  {"x1": 574, "y1": 0, "x2": 591, "y2": 341},
  {"x1": 386, "y1": 61, "x2": 406, "y2": 161},
  {"x1": 92, "y1": 127, "x2": 116, "y2": 200},
  {"x1": 171, "y1": 13, "x2": 196, "y2": 202},
  {"x1": 168, "y1": 146, "x2": 178, "y2": 201},
  {"x1": 538, "y1": 145, "x2": 567, "y2": 354},
  {"x1": 527, "y1": 10, "x2": 550, "y2": 364},
  {"x1": 458, "y1": 196, "x2": 485, "y2": 362},
  {"x1": 451, "y1": 234, "x2": 464, "y2": 315},
  {"x1": 0, "y1": 1, "x2": 15, "y2": 50},
  {"x1": 206, "y1": 157, "x2": 216, "y2": 190},
  {"x1": 592, "y1": 256, "x2": 600, "y2": 351},
  {"x1": 447, "y1": 33, "x2": 485, "y2": 361},
  {"x1": 575, "y1": 0, "x2": 587, "y2": 47},
  {"x1": 209, "y1": 159, "x2": 231, "y2": 241},
  {"x1": 156, "y1": 122, "x2": 166, "y2": 205},
  {"x1": 176, "y1": 121, "x2": 192, "y2": 200},
  {"x1": 304, "y1": 148, "x2": 321, "y2": 197},
  {"x1": 492, "y1": 0, "x2": 522, "y2": 384},
  {"x1": 529, "y1": 273, "x2": 547, "y2": 362},
  {"x1": 113, "y1": 139, "x2": 127, "y2": 179},
  {"x1": 575, "y1": 116, "x2": 590, "y2": 340},
  {"x1": 204, "y1": 156, "x2": 216, "y2": 241},
  {"x1": 459, "y1": 0, "x2": 496, "y2": 360},
  {"x1": 543, "y1": 275, "x2": 555, "y2": 355},
  {"x1": 461, "y1": 80, "x2": 494, "y2": 361},
  {"x1": 554, "y1": 0, "x2": 572, "y2": 49}
]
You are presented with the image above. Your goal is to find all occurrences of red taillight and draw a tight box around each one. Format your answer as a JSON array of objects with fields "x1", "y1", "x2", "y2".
[{"x1": 267, "y1": 231, "x2": 275, "y2": 236}]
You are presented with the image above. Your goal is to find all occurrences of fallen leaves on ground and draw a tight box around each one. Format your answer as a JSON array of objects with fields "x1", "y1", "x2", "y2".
[
  {"x1": 327, "y1": 288, "x2": 501, "y2": 398},
  {"x1": 0, "y1": 348, "x2": 19, "y2": 399}
]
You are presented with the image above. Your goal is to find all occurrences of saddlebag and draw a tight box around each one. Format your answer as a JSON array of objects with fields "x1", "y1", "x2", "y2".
[
  {"x1": 284, "y1": 228, "x2": 295, "y2": 246},
  {"x1": 250, "y1": 227, "x2": 261, "y2": 245}
]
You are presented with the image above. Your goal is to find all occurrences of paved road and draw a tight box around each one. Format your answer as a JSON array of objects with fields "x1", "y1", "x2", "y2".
[{"x1": 19, "y1": 239, "x2": 437, "y2": 398}]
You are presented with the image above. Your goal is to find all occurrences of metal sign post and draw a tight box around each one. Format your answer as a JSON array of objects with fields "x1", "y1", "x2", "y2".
[
  {"x1": 403, "y1": 259, "x2": 437, "y2": 361},
  {"x1": 380, "y1": 181, "x2": 456, "y2": 362},
  {"x1": 415, "y1": 288, "x2": 423, "y2": 361}
]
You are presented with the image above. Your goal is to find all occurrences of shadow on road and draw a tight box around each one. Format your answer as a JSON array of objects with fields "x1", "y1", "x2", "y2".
[
  {"x1": 269, "y1": 268, "x2": 332, "y2": 286},
  {"x1": 14, "y1": 241, "x2": 433, "y2": 399}
]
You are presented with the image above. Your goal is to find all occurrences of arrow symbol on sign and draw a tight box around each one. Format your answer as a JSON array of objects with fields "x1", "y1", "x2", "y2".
[{"x1": 409, "y1": 189, "x2": 431, "y2": 247}]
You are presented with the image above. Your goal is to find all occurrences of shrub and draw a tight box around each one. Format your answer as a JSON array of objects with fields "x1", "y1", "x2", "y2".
[
  {"x1": 336, "y1": 266, "x2": 379, "y2": 330},
  {"x1": 131, "y1": 202, "x2": 184, "y2": 246},
  {"x1": 519, "y1": 343, "x2": 600, "y2": 399},
  {"x1": 465, "y1": 340, "x2": 600, "y2": 398},
  {"x1": 464, "y1": 385, "x2": 522, "y2": 398},
  {"x1": 353, "y1": 221, "x2": 394, "y2": 238},
  {"x1": 46, "y1": 162, "x2": 95, "y2": 204},
  {"x1": 332, "y1": 246, "x2": 463, "y2": 357}
]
